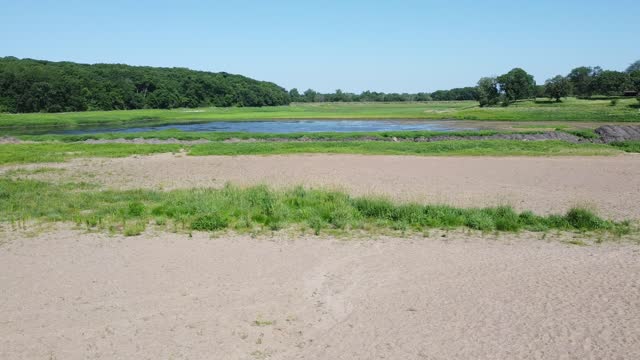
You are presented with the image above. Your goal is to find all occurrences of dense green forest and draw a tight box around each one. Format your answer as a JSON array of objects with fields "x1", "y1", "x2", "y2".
[
  {"x1": 1, "y1": 57, "x2": 639, "y2": 113},
  {"x1": 0, "y1": 57, "x2": 290, "y2": 113},
  {"x1": 287, "y1": 87, "x2": 478, "y2": 103}
]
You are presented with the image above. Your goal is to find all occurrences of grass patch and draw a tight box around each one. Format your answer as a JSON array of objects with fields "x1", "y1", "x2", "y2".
[
  {"x1": 0, "y1": 140, "x2": 620, "y2": 165},
  {"x1": 123, "y1": 222, "x2": 146, "y2": 236},
  {"x1": 1, "y1": 97, "x2": 638, "y2": 131},
  {"x1": 0, "y1": 178, "x2": 630, "y2": 236},
  {"x1": 189, "y1": 140, "x2": 620, "y2": 157},
  {"x1": 565, "y1": 129, "x2": 599, "y2": 139},
  {"x1": 610, "y1": 141, "x2": 640, "y2": 153},
  {"x1": 0, "y1": 143, "x2": 182, "y2": 165}
]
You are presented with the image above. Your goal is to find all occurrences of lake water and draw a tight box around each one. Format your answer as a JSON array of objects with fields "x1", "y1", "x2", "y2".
[{"x1": 60, "y1": 120, "x2": 474, "y2": 134}]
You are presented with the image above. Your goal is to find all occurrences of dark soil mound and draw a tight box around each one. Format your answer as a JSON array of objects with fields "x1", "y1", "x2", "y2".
[{"x1": 595, "y1": 126, "x2": 640, "y2": 143}]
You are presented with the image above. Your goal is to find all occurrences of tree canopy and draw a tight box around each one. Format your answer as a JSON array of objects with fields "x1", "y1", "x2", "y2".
[
  {"x1": 626, "y1": 60, "x2": 640, "y2": 73},
  {"x1": 0, "y1": 57, "x2": 290, "y2": 113},
  {"x1": 497, "y1": 68, "x2": 536, "y2": 103},
  {"x1": 544, "y1": 75, "x2": 572, "y2": 101},
  {"x1": 476, "y1": 77, "x2": 499, "y2": 107},
  {"x1": 474, "y1": 60, "x2": 639, "y2": 107}
]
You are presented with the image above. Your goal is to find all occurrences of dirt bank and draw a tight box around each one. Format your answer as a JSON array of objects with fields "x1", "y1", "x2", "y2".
[{"x1": 1, "y1": 227, "x2": 638, "y2": 360}]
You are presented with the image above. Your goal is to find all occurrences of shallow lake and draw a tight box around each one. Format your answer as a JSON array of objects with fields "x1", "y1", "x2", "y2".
[{"x1": 59, "y1": 120, "x2": 476, "y2": 134}]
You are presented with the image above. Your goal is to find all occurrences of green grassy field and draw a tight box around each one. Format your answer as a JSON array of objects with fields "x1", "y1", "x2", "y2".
[
  {"x1": 0, "y1": 140, "x2": 625, "y2": 165},
  {"x1": 0, "y1": 178, "x2": 630, "y2": 236},
  {"x1": 188, "y1": 140, "x2": 621, "y2": 157},
  {"x1": 0, "y1": 143, "x2": 182, "y2": 165},
  {"x1": 1, "y1": 98, "x2": 639, "y2": 129}
]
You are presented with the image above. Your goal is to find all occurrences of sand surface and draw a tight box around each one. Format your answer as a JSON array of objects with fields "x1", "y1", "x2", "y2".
[
  {"x1": 1, "y1": 227, "x2": 639, "y2": 359},
  {"x1": 8, "y1": 153, "x2": 640, "y2": 220}
]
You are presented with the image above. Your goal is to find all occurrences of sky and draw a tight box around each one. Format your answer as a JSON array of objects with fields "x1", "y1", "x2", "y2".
[{"x1": 1, "y1": 0, "x2": 638, "y2": 93}]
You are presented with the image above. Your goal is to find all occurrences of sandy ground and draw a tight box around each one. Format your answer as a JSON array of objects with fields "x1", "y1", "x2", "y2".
[
  {"x1": 7, "y1": 153, "x2": 640, "y2": 220},
  {"x1": 0, "y1": 226, "x2": 639, "y2": 359}
]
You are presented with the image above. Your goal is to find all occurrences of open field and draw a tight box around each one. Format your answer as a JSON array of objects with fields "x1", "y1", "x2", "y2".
[
  {"x1": 0, "y1": 140, "x2": 630, "y2": 165},
  {"x1": 4, "y1": 153, "x2": 640, "y2": 221},
  {"x1": 1, "y1": 226, "x2": 639, "y2": 360},
  {"x1": 3, "y1": 108, "x2": 640, "y2": 360},
  {"x1": 1, "y1": 98, "x2": 639, "y2": 129}
]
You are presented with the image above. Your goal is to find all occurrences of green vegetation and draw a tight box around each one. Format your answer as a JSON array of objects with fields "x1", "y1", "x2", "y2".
[
  {"x1": 0, "y1": 143, "x2": 181, "y2": 165},
  {"x1": 0, "y1": 140, "x2": 621, "y2": 165},
  {"x1": 611, "y1": 141, "x2": 640, "y2": 153},
  {"x1": 1, "y1": 98, "x2": 638, "y2": 130},
  {"x1": 0, "y1": 57, "x2": 290, "y2": 113},
  {"x1": 288, "y1": 87, "x2": 478, "y2": 102},
  {"x1": 498, "y1": 68, "x2": 537, "y2": 104},
  {"x1": 565, "y1": 129, "x2": 599, "y2": 139},
  {"x1": 2, "y1": 57, "x2": 638, "y2": 117},
  {"x1": 544, "y1": 76, "x2": 572, "y2": 102},
  {"x1": 188, "y1": 140, "x2": 619, "y2": 157},
  {"x1": 0, "y1": 179, "x2": 630, "y2": 236},
  {"x1": 475, "y1": 62, "x2": 640, "y2": 106}
]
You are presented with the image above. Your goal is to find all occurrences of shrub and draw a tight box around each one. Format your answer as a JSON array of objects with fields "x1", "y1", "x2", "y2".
[
  {"x1": 127, "y1": 201, "x2": 146, "y2": 217},
  {"x1": 565, "y1": 208, "x2": 606, "y2": 231},
  {"x1": 352, "y1": 197, "x2": 394, "y2": 218},
  {"x1": 124, "y1": 222, "x2": 146, "y2": 236},
  {"x1": 493, "y1": 206, "x2": 521, "y2": 231},
  {"x1": 191, "y1": 213, "x2": 228, "y2": 231},
  {"x1": 465, "y1": 211, "x2": 495, "y2": 231}
]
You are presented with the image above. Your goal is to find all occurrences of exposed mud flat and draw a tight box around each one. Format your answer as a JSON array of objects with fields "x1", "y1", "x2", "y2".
[{"x1": 1, "y1": 226, "x2": 638, "y2": 360}]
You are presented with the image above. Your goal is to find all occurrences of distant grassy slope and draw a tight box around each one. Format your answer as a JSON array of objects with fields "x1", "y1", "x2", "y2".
[{"x1": 1, "y1": 98, "x2": 638, "y2": 129}]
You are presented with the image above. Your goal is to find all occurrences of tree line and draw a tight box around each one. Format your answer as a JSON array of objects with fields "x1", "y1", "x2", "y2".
[
  {"x1": 0, "y1": 57, "x2": 290, "y2": 113},
  {"x1": 476, "y1": 60, "x2": 640, "y2": 106},
  {"x1": 2, "y1": 57, "x2": 639, "y2": 114},
  {"x1": 287, "y1": 87, "x2": 478, "y2": 103}
]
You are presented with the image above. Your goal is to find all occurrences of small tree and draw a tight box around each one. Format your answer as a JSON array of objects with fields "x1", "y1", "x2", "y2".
[
  {"x1": 544, "y1": 75, "x2": 572, "y2": 102},
  {"x1": 476, "y1": 77, "x2": 499, "y2": 107},
  {"x1": 303, "y1": 89, "x2": 317, "y2": 102},
  {"x1": 288, "y1": 88, "x2": 301, "y2": 102}
]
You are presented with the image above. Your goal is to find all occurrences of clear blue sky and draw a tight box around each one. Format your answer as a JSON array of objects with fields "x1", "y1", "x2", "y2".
[{"x1": 1, "y1": 0, "x2": 637, "y2": 93}]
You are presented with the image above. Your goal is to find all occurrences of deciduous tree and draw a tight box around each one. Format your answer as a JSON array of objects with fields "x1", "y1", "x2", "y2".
[
  {"x1": 497, "y1": 68, "x2": 536, "y2": 104},
  {"x1": 544, "y1": 75, "x2": 572, "y2": 102}
]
